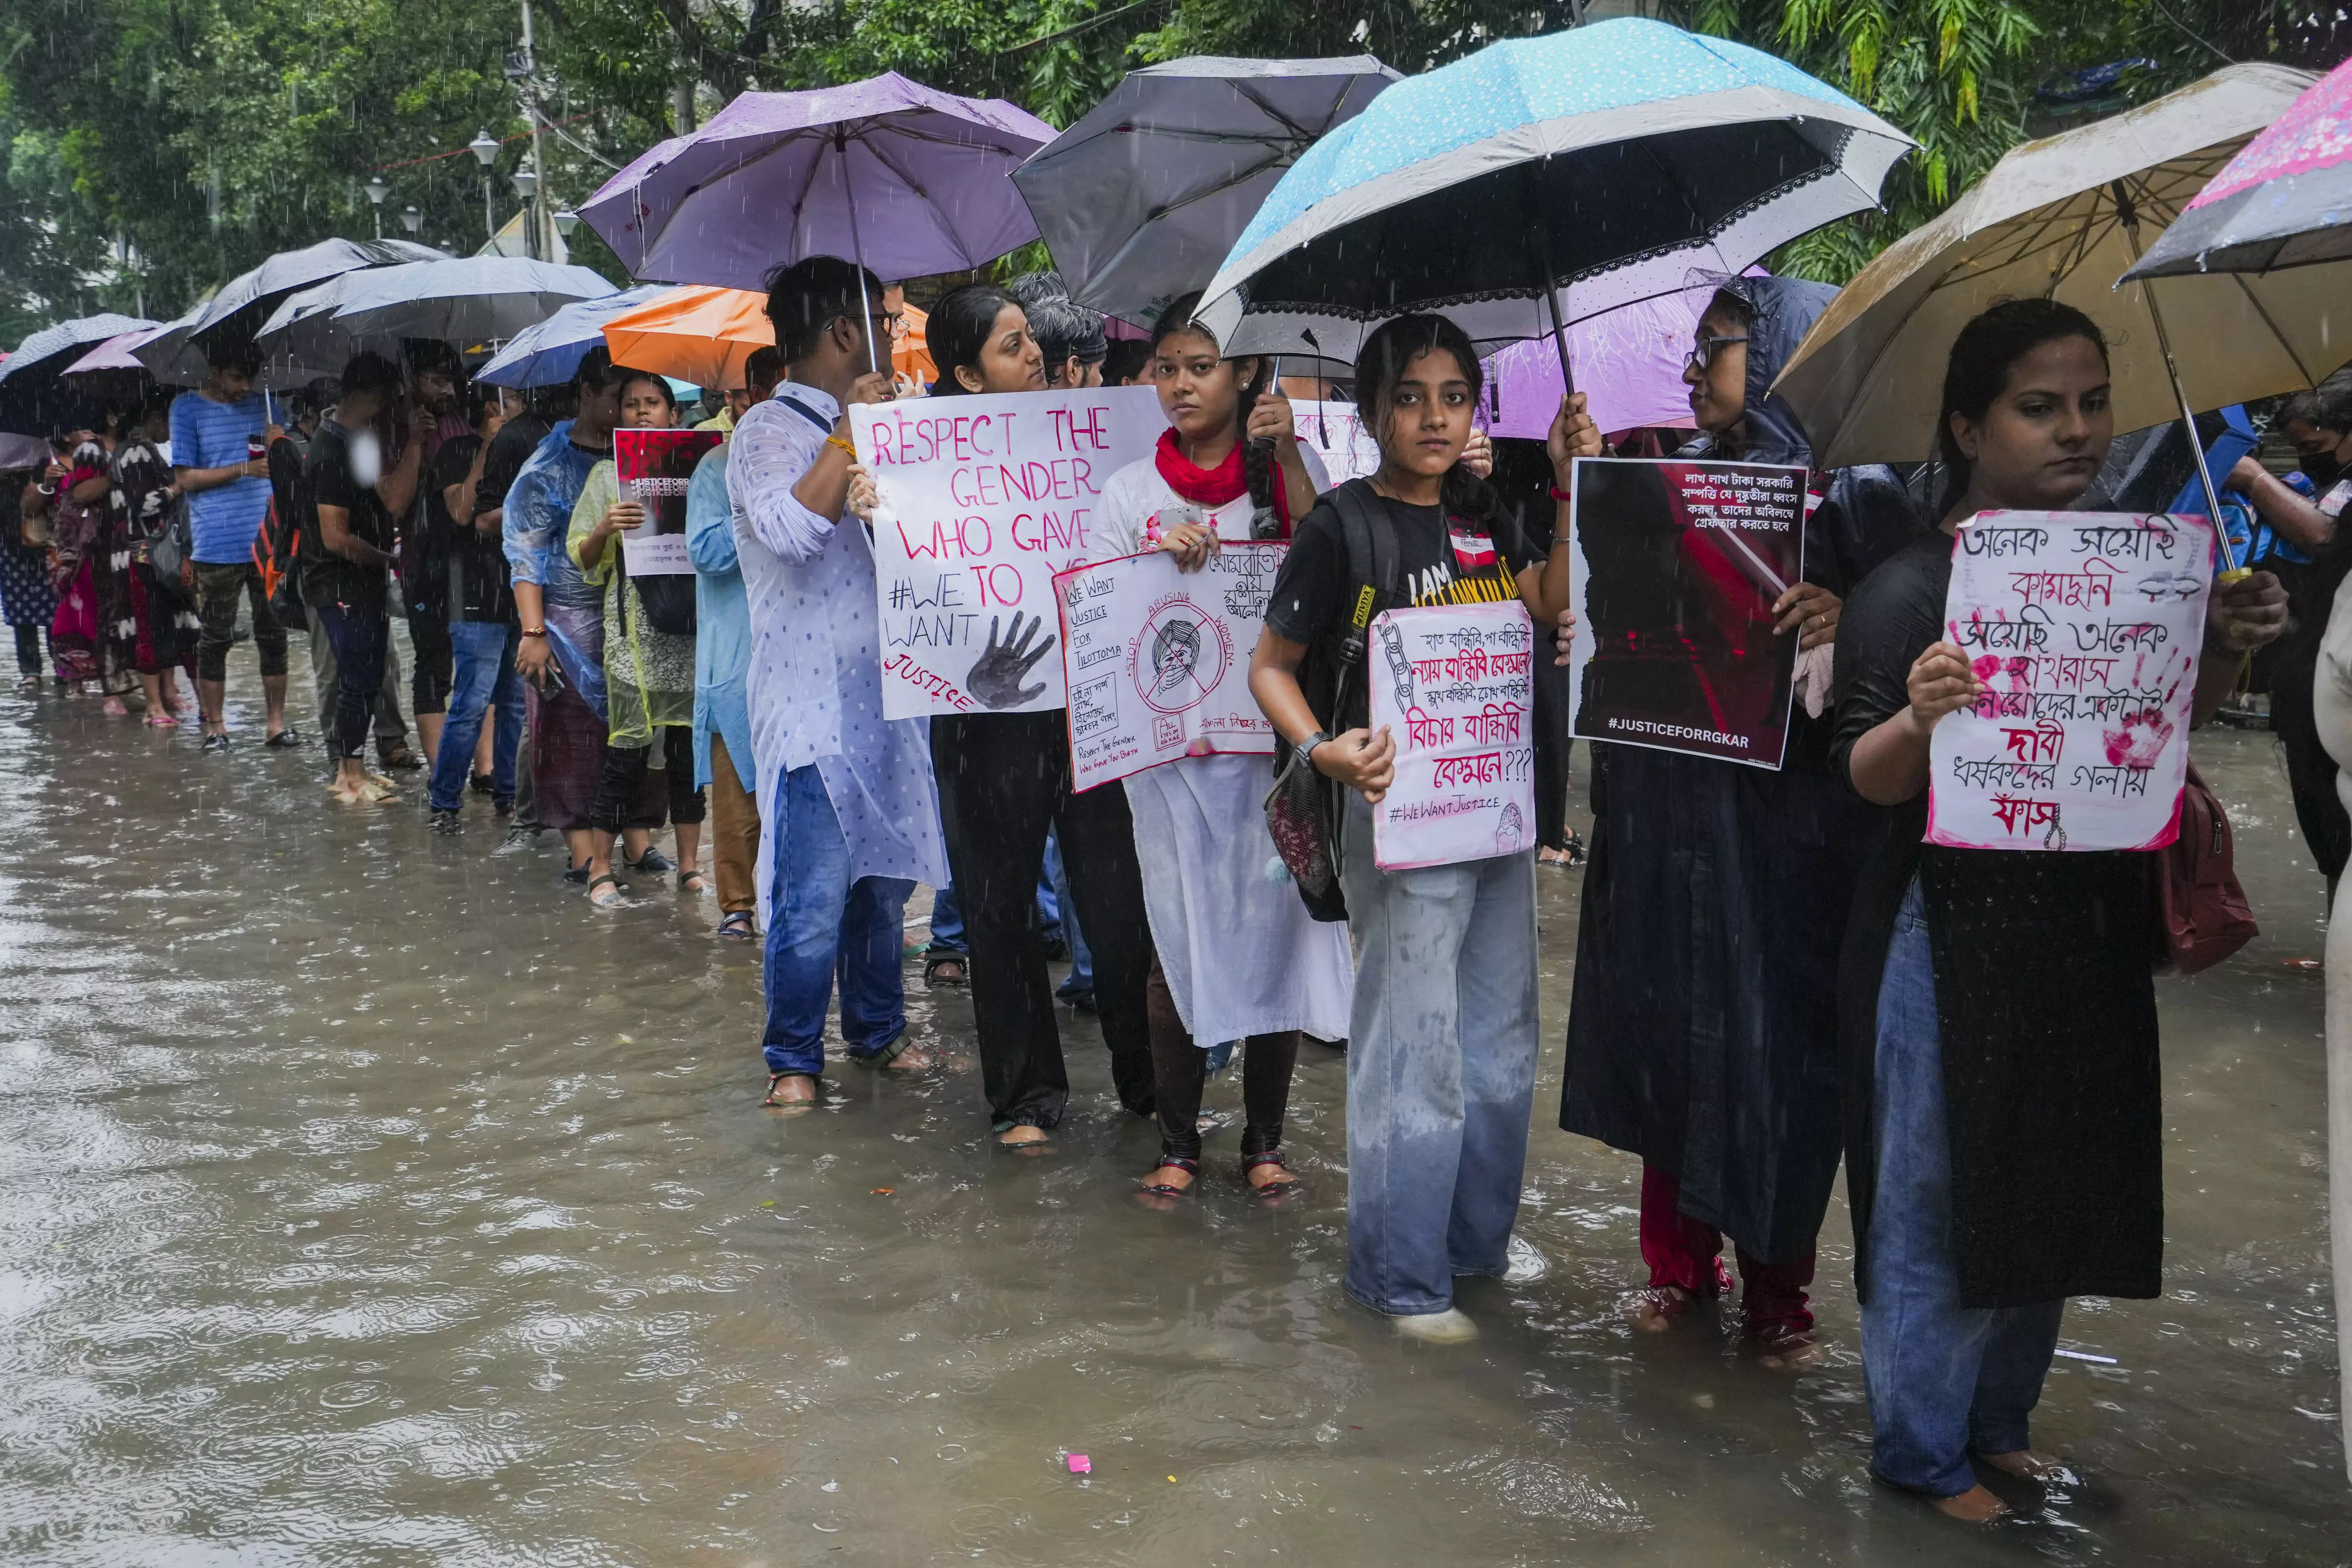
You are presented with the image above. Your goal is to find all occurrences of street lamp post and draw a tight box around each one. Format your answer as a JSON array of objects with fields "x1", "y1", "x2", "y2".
[
  {"x1": 364, "y1": 174, "x2": 389, "y2": 239},
  {"x1": 512, "y1": 165, "x2": 540, "y2": 262},
  {"x1": 468, "y1": 129, "x2": 502, "y2": 247}
]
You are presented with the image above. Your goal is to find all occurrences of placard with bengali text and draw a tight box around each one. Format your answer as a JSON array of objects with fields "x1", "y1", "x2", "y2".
[{"x1": 1366, "y1": 599, "x2": 1538, "y2": 871}]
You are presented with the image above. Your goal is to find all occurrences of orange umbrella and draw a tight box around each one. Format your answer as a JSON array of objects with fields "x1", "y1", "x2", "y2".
[
  {"x1": 603, "y1": 285, "x2": 771, "y2": 390},
  {"x1": 891, "y1": 301, "x2": 936, "y2": 392}
]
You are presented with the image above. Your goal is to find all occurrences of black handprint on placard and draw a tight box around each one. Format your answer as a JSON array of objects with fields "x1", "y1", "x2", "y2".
[{"x1": 967, "y1": 612, "x2": 1057, "y2": 709}]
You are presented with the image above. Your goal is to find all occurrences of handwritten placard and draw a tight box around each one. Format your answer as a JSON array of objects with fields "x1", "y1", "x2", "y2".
[
  {"x1": 1927, "y1": 510, "x2": 2214, "y2": 852},
  {"x1": 615, "y1": 428, "x2": 725, "y2": 575},
  {"x1": 1290, "y1": 400, "x2": 1381, "y2": 485},
  {"x1": 1366, "y1": 599, "x2": 1538, "y2": 871},
  {"x1": 854, "y1": 385, "x2": 1166, "y2": 718},
  {"x1": 1563, "y1": 456, "x2": 1807, "y2": 768},
  {"x1": 1052, "y1": 544, "x2": 1283, "y2": 792}
]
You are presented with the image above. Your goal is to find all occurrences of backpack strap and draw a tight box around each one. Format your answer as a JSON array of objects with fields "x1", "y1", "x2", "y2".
[{"x1": 1323, "y1": 478, "x2": 1399, "y2": 670}]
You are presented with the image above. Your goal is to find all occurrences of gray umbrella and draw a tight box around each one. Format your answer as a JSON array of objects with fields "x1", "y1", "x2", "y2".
[
  {"x1": 1010, "y1": 55, "x2": 1396, "y2": 326},
  {"x1": 255, "y1": 257, "x2": 617, "y2": 383},
  {"x1": 184, "y1": 237, "x2": 444, "y2": 339},
  {"x1": 0, "y1": 313, "x2": 158, "y2": 385}
]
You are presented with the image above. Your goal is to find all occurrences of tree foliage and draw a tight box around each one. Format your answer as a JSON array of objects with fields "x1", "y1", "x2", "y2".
[{"x1": 1, "y1": 0, "x2": 2345, "y2": 343}]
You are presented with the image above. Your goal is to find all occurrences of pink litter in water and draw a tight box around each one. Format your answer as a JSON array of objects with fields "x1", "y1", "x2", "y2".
[{"x1": 1067, "y1": 1454, "x2": 1091, "y2": 1474}]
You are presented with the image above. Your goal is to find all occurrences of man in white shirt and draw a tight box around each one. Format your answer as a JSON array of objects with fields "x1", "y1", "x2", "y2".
[{"x1": 729, "y1": 257, "x2": 948, "y2": 1108}]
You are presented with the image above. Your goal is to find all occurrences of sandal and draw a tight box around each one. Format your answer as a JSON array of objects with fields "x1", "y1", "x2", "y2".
[
  {"x1": 587, "y1": 872, "x2": 625, "y2": 908},
  {"x1": 1140, "y1": 1157, "x2": 1199, "y2": 1197},
  {"x1": 924, "y1": 952, "x2": 968, "y2": 985},
  {"x1": 263, "y1": 727, "x2": 301, "y2": 749},
  {"x1": 1242, "y1": 1150, "x2": 1299, "y2": 1196},
  {"x1": 627, "y1": 846, "x2": 675, "y2": 875},
  {"x1": 678, "y1": 867, "x2": 708, "y2": 894},
  {"x1": 716, "y1": 911, "x2": 757, "y2": 942},
  {"x1": 763, "y1": 1072, "x2": 817, "y2": 1107}
]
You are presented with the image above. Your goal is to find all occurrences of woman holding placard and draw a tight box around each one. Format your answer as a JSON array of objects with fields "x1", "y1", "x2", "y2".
[
  {"x1": 1560, "y1": 276, "x2": 1924, "y2": 1366},
  {"x1": 1249, "y1": 314, "x2": 1599, "y2": 1342},
  {"x1": 568, "y1": 371, "x2": 705, "y2": 909},
  {"x1": 1093, "y1": 293, "x2": 1346, "y2": 1199},
  {"x1": 924, "y1": 284, "x2": 1161, "y2": 1146},
  {"x1": 1833, "y1": 299, "x2": 2285, "y2": 1521}
]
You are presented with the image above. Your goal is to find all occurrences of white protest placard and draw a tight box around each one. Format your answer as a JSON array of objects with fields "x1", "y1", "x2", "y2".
[
  {"x1": 1927, "y1": 510, "x2": 2215, "y2": 852},
  {"x1": 1366, "y1": 599, "x2": 1538, "y2": 871},
  {"x1": 1053, "y1": 544, "x2": 1283, "y2": 792},
  {"x1": 1290, "y1": 400, "x2": 1381, "y2": 484},
  {"x1": 855, "y1": 385, "x2": 1167, "y2": 718}
]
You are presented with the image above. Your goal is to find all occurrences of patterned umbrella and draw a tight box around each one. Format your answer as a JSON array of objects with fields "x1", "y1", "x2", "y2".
[
  {"x1": 1194, "y1": 18, "x2": 1911, "y2": 375},
  {"x1": 2124, "y1": 56, "x2": 2352, "y2": 276}
]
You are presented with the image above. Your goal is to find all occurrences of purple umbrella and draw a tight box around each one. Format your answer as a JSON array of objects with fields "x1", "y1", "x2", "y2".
[
  {"x1": 581, "y1": 74, "x2": 1058, "y2": 293},
  {"x1": 1479, "y1": 274, "x2": 1765, "y2": 440}
]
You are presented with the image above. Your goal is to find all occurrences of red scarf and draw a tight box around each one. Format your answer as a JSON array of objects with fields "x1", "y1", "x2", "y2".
[{"x1": 1152, "y1": 428, "x2": 1290, "y2": 537}]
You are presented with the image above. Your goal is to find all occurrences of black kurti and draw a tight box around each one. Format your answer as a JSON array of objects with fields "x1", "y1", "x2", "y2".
[
  {"x1": 1829, "y1": 527, "x2": 2163, "y2": 1308},
  {"x1": 1559, "y1": 275, "x2": 1925, "y2": 1265}
]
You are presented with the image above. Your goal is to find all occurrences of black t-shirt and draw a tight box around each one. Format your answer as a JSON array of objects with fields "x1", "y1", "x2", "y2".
[
  {"x1": 434, "y1": 433, "x2": 514, "y2": 624},
  {"x1": 303, "y1": 419, "x2": 394, "y2": 610},
  {"x1": 476, "y1": 413, "x2": 552, "y2": 520},
  {"x1": 1264, "y1": 487, "x2": 1537, "y2": 730}
]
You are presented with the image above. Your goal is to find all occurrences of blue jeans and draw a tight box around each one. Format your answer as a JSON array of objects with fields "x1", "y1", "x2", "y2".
[
  {"x1": 428, "y1": 621, "x2": 525, "y2": 812},
  {"x1": 313, "y1": 600, "x2": 390, "y2": 761},
  {"x1": 1862, "y1": 881, "x2": 2064, "y2": 1497},
  {"x1": 761, "y1": 763, "x2": 915, "y2": 1077},
  {"x1": 929, "y1": 882, "x2": 966, "y2": 953},
  {"x1": 1045, "y1": 828, "x2": 1094, "y2": 994},
  {"x1": 1337, "y1": 793, "x2": 1540, "y2": 1315}
]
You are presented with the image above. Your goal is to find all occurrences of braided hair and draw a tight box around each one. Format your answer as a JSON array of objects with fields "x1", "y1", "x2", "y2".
[
  {"x1": 1150, "y1": 291, "x2": 1280, "y2": 536},
  {"x1": 1351, "y1": 313, "x2": 1504, "y2": 534}
]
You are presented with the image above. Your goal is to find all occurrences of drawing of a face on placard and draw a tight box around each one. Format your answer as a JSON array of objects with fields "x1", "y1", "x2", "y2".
[
  {"x1": 1130, "y1": 595, "x2": 1231, "y2": 715},
  {"x1": 1494, "y1": 802, "x2": 1525, "y2": 856}
]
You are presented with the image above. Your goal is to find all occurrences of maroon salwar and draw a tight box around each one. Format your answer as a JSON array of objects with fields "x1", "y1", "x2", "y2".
[{"x1": 1640, "y1": 1165, "x2": 1815, "y2": 1339}]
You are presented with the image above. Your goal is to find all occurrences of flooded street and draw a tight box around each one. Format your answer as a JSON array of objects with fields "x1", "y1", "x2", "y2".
[{"x1": 0, "y1": 678, "x2": 2343, "y2": 1566}]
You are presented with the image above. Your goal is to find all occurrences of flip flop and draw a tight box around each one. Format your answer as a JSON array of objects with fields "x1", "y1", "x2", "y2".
[{"x1": 263, "y1": 728, "x2": 302, "y2": 749}]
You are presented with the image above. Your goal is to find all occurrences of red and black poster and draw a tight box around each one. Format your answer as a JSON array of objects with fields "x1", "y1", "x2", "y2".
[
  {"x1": 614, "y1": 427, "x2": 725, "y2": 575},
  {"x1": 1562, "y1": 456, "x2": 1809, "y2": 769}
]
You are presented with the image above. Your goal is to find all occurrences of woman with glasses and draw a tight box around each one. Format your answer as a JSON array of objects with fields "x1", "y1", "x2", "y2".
[{"x1": 1557, "y1": 276, "x2": 1925, "y2": 1365}]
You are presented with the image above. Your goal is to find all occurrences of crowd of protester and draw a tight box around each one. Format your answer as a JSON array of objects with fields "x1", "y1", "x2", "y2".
[{"x1": 0, "y1": 256, "x2": 2313, "y2": 1525}]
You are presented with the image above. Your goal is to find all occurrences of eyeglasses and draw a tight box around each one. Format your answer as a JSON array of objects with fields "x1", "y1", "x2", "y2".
[{"x1": 1687, "y1": 334, "x2": 1750, "y2": 373}]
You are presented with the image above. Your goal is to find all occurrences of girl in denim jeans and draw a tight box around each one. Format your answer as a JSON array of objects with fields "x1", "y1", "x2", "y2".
[{"x1": 1831, "y1": 299, "x2": 2287, "y2": 1521}]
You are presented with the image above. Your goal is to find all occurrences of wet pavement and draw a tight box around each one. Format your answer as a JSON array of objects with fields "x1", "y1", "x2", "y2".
[{"x1": 0, "y1": 676, "x2": 2343, "y2": 1566}]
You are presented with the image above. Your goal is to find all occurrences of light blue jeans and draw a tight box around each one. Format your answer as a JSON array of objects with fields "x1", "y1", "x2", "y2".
[
  {"x1": 428, "y1": 620, "x2": 524, "y2": 812},
  {"x1": 1862, "y1": 880, "x2": 2064, "y2": 1496},
  {"x1": 760, "y1": 764, "x2": 915, "y2": 1077},
  {"x1": 1338, "y1": 793, "x2": 1540, "y2": 1316}
]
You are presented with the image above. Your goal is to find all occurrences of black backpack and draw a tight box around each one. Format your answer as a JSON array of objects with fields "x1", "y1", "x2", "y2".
[{"x1": 622, "y1": 548, "x2": 698, "y2": 637}]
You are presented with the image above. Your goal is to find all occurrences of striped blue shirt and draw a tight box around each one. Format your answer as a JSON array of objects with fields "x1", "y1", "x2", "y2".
[{"x1": 169, "y1": 390, "x2": 271, "y2": 564}]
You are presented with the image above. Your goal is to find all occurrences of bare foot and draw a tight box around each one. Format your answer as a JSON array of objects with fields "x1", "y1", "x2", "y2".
[
  {"x1": 1931, "y1": 1484, "x2": 2011, "y2": 1523},
  {"x1": 997, "y1": 1124, "x2": 1048, "y2": 1147},
  {"x1": 1632, "y1": 1284, "x2": 1694, "y2": 1333},
  {"x1": 1979, "y1": 1448, "x2": 2071, "y2": 1484},
  {"x1": 883, "y1": 1042, "x2": 935, "y2": 1073}
]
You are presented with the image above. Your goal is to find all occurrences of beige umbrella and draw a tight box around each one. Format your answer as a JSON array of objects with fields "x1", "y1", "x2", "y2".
[{"x1": 1771, "y1": 63, "x2": 2331, "y2": 506}]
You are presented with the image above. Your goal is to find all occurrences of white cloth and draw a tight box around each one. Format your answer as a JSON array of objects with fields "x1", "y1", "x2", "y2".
[
  {"x1": 2314, "y1": 568, "x2": 2352, "y2": 1483},
  {"x1": 728, "y1": 382, "x2": 948, "y2": 926},
  {"x1": 1098, "y1": 454, "x2": 1353, "y2": 1045}
]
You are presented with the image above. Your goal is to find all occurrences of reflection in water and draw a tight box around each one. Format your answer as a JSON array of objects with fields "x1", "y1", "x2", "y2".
[{"x1": 0, "y1": 682, "x2": 2342, "y2": 1564}]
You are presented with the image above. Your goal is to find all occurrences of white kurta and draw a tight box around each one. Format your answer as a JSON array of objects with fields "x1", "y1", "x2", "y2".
[
  {"x1": 1095, "y1": 454, "x2": 1353, "y2": 1045},
  {"x1": 2314, "y1": 569, "x2": 2352, "y2": 1484}
]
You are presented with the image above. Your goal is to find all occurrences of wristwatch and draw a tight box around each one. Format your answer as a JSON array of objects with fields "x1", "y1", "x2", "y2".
[{"x1": 1297, "y1": 729, "x2": 1333, "y2": 769}]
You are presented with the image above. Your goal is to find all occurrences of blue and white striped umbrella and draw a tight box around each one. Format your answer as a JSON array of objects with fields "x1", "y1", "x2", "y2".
[
  {"x1": 1195, "y1": 18, "x2": 1912, "y2": 370},
  {"x1": 475, "y1": 285, "x2": 671, "y2": 388}
]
